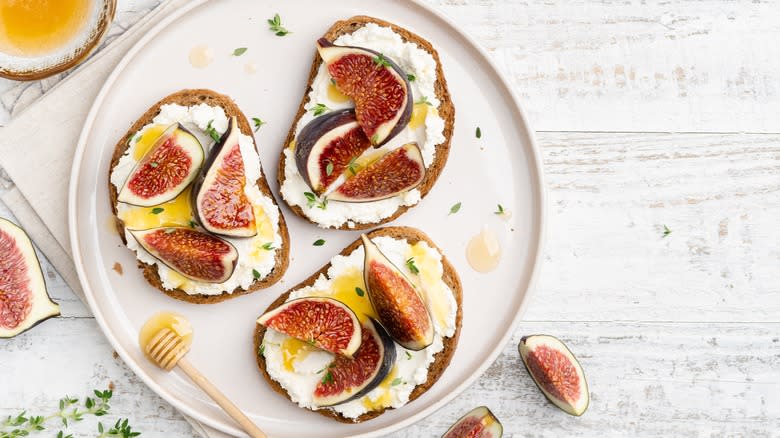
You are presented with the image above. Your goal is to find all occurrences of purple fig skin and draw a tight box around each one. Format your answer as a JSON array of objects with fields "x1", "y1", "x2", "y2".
[
  {"x1": 317, "y1": 38, "x2": 413, "y2": 147},
  {"x1": 314, "y1": 317, "x2": 397, "y2": 407},
  {"x1": 294, "y1": 109, "x2": 359, "y2": 192}
]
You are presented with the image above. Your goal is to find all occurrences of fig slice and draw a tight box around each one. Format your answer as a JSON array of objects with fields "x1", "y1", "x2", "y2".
[
  {"x1": 295, "y1": 109, "x2": 372, "y2": 195},
  {"x1": 0, "y1": 218, "x2": 60, "y2": 338},
  {"x1": 362, "y1": 234, "x2": 434, "y2": 350},
  {"x1": 313, "y1": 317, "x2": 396, "y2": 407},
  {"x1": 129, "y1": 227, "x2": 238, "y2": 284},
  {"x1": 192, "y1": 116, "x2": 257, "y2": 238},
  {"x1": 442, "y1": 406, "x2": 504, "y2": 438},
  {"x1": 518, "y1": 335, "x2": 590, "y2": 416},
  {"x1": 257, "y1": 297, "x2": 362, "y2": 357},
  {"x1": 118, "y1": 123, "x2": 204, "y2": 207},
  {"x1": 317, "y1": 39, "x2": 412, "y2": 146},
  {"x1": 329, "y1": 143, "x2": 425, "y2": 203}
]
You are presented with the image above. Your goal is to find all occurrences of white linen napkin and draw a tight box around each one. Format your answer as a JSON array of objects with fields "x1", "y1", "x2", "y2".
[{"x1": 0, "y1": 1, "x2": 232, "y2": 436}]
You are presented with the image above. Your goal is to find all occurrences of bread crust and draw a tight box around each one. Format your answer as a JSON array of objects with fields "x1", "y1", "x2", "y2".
[
  {"x1": 253, "y1": 226, "x2": 462, "y2": 423},
  {"x1": 108, "y1": 89, "x2": 290, "y2": 304},
  {"x1": 278, "y1": 15, "x2": 456, "y2": 230}
]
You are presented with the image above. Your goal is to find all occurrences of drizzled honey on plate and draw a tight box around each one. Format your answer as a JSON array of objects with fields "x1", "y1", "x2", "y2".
[{"x1": 0, "y1": 0, "x2": 91, "y2": 57}]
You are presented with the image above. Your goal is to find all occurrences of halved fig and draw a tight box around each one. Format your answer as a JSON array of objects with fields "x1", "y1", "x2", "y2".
[
  {"x1": 519, "y1": 335, "x2": 590, "y2": 416},
  {"x1": 129, "y1": 227, "x2": 238, "y2": 283},
  {"x1": 257, "y1": 297, "x2": 362, "y2": 357},
  {"x1": 192, "y1": 116, "x2": 257, "y2": 238},
  {"x1": 118, "y1": 124, "x2": 204, "y2": 207},
  {"x1": 442, "y1": 406, "x2": 504, "y2": 438},
  {"x1": 329, "y1": 143, "x2": 425, "y2": 203},
  {"x1": 313, "y1": 318, "x2": 396, "y2": 407},
  {"x1": 362, "y1": 234, "x2": 434, "y2": 350},
  {"x1": 0, "y1": 218, "x2": 60, "y2": 338},
  {"x1": 295, "y1": 109, "x2": 372, "y2": 195},
  {"x1": 317, "y1": 39, "x2": 412, "y2": 146}
]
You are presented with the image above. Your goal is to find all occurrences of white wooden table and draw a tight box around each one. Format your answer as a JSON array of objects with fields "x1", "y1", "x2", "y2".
[{"x1": 2, "y1": 1, "x2": 779, "y2": 436}]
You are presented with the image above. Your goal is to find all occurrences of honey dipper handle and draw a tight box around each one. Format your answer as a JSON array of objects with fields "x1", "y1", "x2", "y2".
[{"x1": 177, "y1": 358, "x2": 267, "y2": 438}]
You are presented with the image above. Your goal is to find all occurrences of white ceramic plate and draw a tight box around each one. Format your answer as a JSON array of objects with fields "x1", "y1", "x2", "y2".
[{"x1": 68, "y1": 1, "x2": 545, "y2": 436}]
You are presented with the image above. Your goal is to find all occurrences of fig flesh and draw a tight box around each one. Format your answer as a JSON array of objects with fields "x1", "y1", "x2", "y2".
[
  {"x1": 317, "y1": 39, "x2": 412, "y2": 146},
  {"x1": 118, "y1": 124, "x2": 204, "y2": 207},
  {"x1": 362, "y1": 235, "x2": 434, "y2": 350},
  {"x1": 313, "y1": 317, "x2": 396, "y2": 407},
  {"x1": 329, "y1": 143, "x2": 425, "y2": 203},
  {"x1": 519, "y1": 335, "x2": 590, "y2": 416},
  {"x1": 129, "y1": 227, "x2": 238, "y2": 284},
  {"x1": 0, "y1": 218, "x2": 60, "y2": 338},
  {"x1": 257, "y1": 297, "x2": 362, "y2": 357},
  {"x1": 442, "y1": 406, "x2": 503, "y2": 438},
  {"x1": 295, "y1": 109, "x2": 372, "y2": 195},
  {"x1": 192, "y1": 116, "x2": 257, "y2": 238}
]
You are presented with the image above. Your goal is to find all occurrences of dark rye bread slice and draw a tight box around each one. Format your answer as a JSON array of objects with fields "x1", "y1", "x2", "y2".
[
  {"x1": 253, "y1": 226, "x2": 462, "y2": 423},
  {"x1": 108, "y1": 89, "x2": 290, "y2": 304},
  {"x1": 278, "y1": 16, "x2": 455, "y2": 230}
]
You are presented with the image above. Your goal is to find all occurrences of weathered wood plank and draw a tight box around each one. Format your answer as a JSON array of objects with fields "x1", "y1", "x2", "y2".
[{"x1": 3, "y1": 319, "x2": 778, "y2": 436}]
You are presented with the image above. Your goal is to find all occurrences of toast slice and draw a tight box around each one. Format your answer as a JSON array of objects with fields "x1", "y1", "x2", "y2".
[
  {"x1": 108, "y1": 89, "x2": 290, "y2": 304},
  {"x1": 278, "y1": 16, "x2": 455, "y2": 230},
  {"x1": 253, "y1": 226, "x2": 462, "y2": 423}
]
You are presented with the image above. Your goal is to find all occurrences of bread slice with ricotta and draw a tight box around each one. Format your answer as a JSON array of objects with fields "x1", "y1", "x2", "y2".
[
  {"x1": 253, "y1": 226, "x2": 462, "y2": 423},
  {"x1": 108, "y1": 89, "x2": 290, "y2": 304},
  {"x1": 278, "y1": 16, "x2": 455, "y2": 230}
]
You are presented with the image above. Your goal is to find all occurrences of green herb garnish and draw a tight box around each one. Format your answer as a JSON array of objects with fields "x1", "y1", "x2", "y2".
[
  {"x1": 495, "y1": 204, "x2": 505, "y2": 215},
  {"x1": 259, "y1": 344, "x2": 265, "y2": 356},
  {"x1": 370, "y1": 134, "x2": 379, "y2": 144},
  {"x1": 188, "y1": 220, "x2": 197, "y2": 229},
  {"x1": 149, "y1": 162, "x2": 159, "y2": 168},
  {"x1": 407, "y1": 73, "x2": 416, "y2": 82},
  {"x1": 391, "y1": 377, "x2": 403, "y2": 386},
  {"x1": 406, "y1": 257, "x2": 420, "y2": 275},
  {"x1": 449, "y1": 202, "x2": 462, "y2": 215},
  {"x1": 313, "y1": 239, "x2": 325, "y2": 246},
  {"x1": 252, "y1": 117, "x2": 265, "y2": 132},
  {"x1": 303, "y1": 192, "x2": 327, "y2": 209},
  {"x1": 325, "y1": 161, "x2": 334, "y2": 176},
  {"x1": 476, "y1": 127, "x2": 482, "y2": 138},
  {"x1": 252, "y1": 269, "x2": 261, "y2": 279},
  {"x1": 372, "y1": 53, "x2": 392, "y2": 68},
  {"x1": 663, "y1": 225, "x2": 672, "y2": 238},
  {"x1": 347, "y1": 156, "x2": 359, "y2": 175},
  {"x1": 205, "y1": 120, "x2": 221, "y2": 142},
  {"x1": 232, "y1": 47, "x2": 247, "y2": 56},
  {"x1": 150, "y1": 208, "x2": 164, "y2": 215},
  {"x1": 311, "y1": 103, "x2": 331, "y2": 117},
  {"x1": 321, "y1": 370, "x2": 334, "y2": 385},
  {"x1": 262, "y1": 242, "x2": 275, "y2": 250},
  {"x1": 355, "y1": 287, "x2": 365, "y2": 297},
  {"x1": 405, "y1": 351, "x2": 412, "y2": 360},
  {"x1": 268, "y1": 13, "x2": 291, "y2": 36}
]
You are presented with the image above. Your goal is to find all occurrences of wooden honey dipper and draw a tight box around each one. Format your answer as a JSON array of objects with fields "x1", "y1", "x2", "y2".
[{"x1": 140, "y1": 312, "x2": 266, "y2": 438}]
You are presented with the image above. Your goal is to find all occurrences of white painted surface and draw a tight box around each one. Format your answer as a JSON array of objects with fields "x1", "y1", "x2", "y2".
[{"x1": 1, "y1": 0, "x2": 779, "y2": 437}]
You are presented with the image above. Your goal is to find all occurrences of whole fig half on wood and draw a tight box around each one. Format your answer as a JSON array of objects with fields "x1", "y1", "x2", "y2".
[
  {"x1": 0, "y1": 218, "x2": 60, "y2": 338},
  {"x1": 129, "y1": 227, "x2": 238, "y2": 284},
  {"x1": 317, "y1": 39, "x2": 412, "y2": 146},
  {"x1": 362, "y1": 234, "x2": 434, "y2": 350},
  {"x1": 329, "y1": 143, "x2": 425, "y2": 203},
  {"x1": 257, "y1": 297, "x2": 362, "y2": 357},
  {"x1": 295, "y1": 109, "x2": 372, "y2": 195},
  {"x1": 313, "y1": 317, "x2": 396, "y2": 407},
  {"x1": 442, "y1": 406, "x2": 503, "y2": 438},
  {"x1": 118, "y1": 123, "x2": 204, "y2": 207},
  {"x1": 192, "y1": 116, "x2": 257, "y2": 238},
  {"x1": 519, "y1": 334, "x2": 590, "y2": 416}
]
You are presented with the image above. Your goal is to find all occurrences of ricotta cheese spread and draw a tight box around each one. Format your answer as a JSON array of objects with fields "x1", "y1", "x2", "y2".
[
  {"x1": 110, "y1": 103, "x2": 283, "y2": 296},
  {"x1": 280, "y1": 23, "x2": 447, "y2": 229},
  {"x1": 261, "y1": 236, "x2": 458, "y2": 419}
]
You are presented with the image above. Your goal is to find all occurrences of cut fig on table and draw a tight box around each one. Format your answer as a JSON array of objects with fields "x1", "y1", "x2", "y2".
[
  {"x1": 518, "y1": 334, "x2": 590, "y2": 416},
  {"x1": 312, "y1": 317, "x2": 396, "y2": 407},
  {"x1": 329, "y1": 143, "x2": 425, "y2": 203},
  {"x1": 129, "y1": 227, "x2": 238, "y2": 284},
  {"x1": 192, "y1": 116, "x2": 257, "y2": 238},
  {"x1": 0, "y1": 218, "x2": 60, "y2": 338},
  {"x1": 317, "y1": 39, "x2": 412, "y2": 146},
  {"x1": 257, "y1": 297, "x2": 362, "y2": 357},
  {"x1": 362, "y1": 234, "x2": 434, "y2": 350},
  {"x1": 295, "y1": 109, "x2": 372, "y2": 195},
  {"x1": 118, "y1": 123, "x2": 204, "y2": 207},
  {"x1": 442, "y1": 406, "x2": 503, "y2": 438}
]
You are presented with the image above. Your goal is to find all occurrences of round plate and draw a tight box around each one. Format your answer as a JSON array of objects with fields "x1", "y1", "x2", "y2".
[{"x1": 68, "y1": 0, "x2": 545, "y2": 436}]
